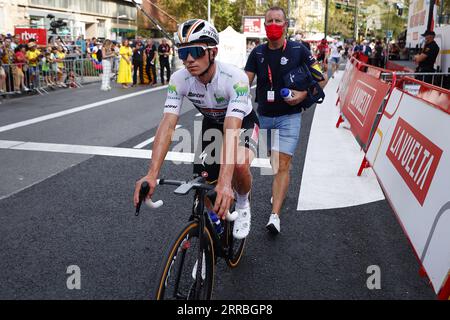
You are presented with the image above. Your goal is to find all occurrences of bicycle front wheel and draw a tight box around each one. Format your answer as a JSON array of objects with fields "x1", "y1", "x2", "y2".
[
  {"x1": 224, "y1": 201, "x2": 247, "y2": 268},
  {"x1": 154, "y1": 221, "x2": 215, "y2": 300}
]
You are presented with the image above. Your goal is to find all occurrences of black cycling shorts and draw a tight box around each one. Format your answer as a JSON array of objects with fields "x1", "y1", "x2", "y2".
[
  {"x1": 317, "y1": 53, "x2": 326, "y2": 62},
  {"x1": 193, "y1": 110, "x2": 259, "y2": 183}
]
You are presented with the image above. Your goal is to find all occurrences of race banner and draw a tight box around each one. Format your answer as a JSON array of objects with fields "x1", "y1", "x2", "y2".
[
  {"x1": 336, "y1": 59, "x2": 357, "y2": 109},
  {"x1": 366, "y1": 80, "x2": 450, "y2": 299},
  {"x1": 340, "y1": 67, "x2": 391, "y2": 151}
]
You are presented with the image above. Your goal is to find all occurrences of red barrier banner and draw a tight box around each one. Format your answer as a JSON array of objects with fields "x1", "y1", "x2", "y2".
[
  {"x1": 340, "y1": 69, "x2": 391, "y2": 150},
  {"x1": 14, "y1": 28, "x2": 47, "y2": 46},
  {"x1": 366, "y1": 80, "x2": 450, "y2": 299},
  {"x1": 336, "y1": 59, "x2": 357, "y2": 108}
]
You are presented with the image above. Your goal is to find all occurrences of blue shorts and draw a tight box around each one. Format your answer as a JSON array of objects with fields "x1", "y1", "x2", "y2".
[
  {"x1": 331, "y1": 57, "x2": 340, "y2": 64},
  {"x1": 258, "y1": 112, "x2": 302, "y2": 156}
]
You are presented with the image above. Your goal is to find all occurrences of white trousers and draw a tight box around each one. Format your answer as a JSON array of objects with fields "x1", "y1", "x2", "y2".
[{"x1": 101, "y1": 60, "x2": 112, "y2": 90}]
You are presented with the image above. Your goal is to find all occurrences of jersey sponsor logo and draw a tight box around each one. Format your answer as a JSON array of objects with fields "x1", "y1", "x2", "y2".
[
  {"x1": 386, "y1": 117, "x2": 443, "y2": 206},
  {"x1": 280, "y1": 57, "x2": 289, "y2": 65},
  {"x1": 165, "y1": 104, "x2": 178, "y2": 109},
  {"x1": 231, "y1": 108, "x2": 246, "y2": 115},
  {"x1": 233, "y1": 82, "x2": 249, "y2": 97},
  {"x1": 214, "y1": 93, "x2": 226, "y2": 104},
  {"x1": 168, "y1": 84, "x2": 178, "y2": 95},
  {"x1": 188, "y1": 92, "x2": 205, "y2": 98},
  {"x1": 189, "y1": 98, "x2": 203, "y2": 104}
]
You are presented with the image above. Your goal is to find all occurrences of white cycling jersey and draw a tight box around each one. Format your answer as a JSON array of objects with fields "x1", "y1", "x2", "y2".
[{"x1": 163, "y1": 61, "x2": 253, "y2": 123}]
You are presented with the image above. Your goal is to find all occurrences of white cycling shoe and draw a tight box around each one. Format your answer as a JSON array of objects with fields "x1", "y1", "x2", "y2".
[
  {"x1": 266, "y1": 213, "x2": 280, "y2": 235},
  {"x1": 233, "y1": 204, "x2": 251, "y2": 240}
]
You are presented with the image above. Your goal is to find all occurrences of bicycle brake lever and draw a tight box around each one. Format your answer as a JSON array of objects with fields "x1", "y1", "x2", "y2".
[{"x1": 135, "y1": 181, "x2": 150, "y2": 216}]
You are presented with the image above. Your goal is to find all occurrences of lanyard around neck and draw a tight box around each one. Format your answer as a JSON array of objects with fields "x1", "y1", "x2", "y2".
[{"x1": 267, "y1": 39, "x2": 287, "y2": 89}]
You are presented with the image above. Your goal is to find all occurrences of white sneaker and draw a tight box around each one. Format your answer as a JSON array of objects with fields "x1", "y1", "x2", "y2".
[
  {"x1": 233, "y1": 205, "x2": 251, "y2": 239},
  {"x1": 192, "y1": 252, "x2": 206, "y2": 280},
  {"x1": 266, "y1": 213, "x2": 280, "y2": 234}
]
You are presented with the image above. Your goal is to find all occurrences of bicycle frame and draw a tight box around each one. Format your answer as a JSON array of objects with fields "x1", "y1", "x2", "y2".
[
  {"x1": 137, "y1": 176, "x2": 240, "y2": 300},
  {"x1": 159, "y1": 177, "x2": 232, "y2": 299}
]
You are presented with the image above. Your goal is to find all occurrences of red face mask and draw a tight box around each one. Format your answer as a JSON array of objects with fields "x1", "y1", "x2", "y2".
[{"x1": 265, "y1": 24, "x2": 284, "y2": 41}]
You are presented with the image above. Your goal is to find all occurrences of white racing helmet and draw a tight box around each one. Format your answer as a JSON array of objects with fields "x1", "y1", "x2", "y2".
[{"x1": 175, "y1": 19, "x2": 219, "y2": 47}]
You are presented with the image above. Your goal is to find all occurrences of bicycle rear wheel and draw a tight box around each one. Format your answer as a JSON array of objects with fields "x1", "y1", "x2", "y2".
[{"x1": 154, "y1": 221, "x2": 215, "y2": 300}]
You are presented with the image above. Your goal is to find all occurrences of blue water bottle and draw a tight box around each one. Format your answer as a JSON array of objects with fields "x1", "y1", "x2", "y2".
[
  {"x1": 208, "y1": 211, "x2": 223, "y2": 235},
  {"x1": 280, "y1": 88, "x2": 294, "y2": 101}
]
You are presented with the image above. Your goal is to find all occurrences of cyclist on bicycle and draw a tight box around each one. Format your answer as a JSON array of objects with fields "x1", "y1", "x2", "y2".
[{"x1": 133, "y1": 19, "x2": 259, "y2": 240}]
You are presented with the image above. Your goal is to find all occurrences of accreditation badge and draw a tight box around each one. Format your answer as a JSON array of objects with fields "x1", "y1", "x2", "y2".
[{"x1": 267, "y1": 90, "x2": 275, "y2": 102}]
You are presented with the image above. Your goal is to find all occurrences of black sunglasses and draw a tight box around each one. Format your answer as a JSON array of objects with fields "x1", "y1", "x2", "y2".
[{"x1": 178, "y1": 45, "x2": 215, "y2": 60}]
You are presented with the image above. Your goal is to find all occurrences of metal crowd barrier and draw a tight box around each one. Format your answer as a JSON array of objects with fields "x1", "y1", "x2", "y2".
[
  {"x1": 381, "y1": 71, "x2": 450, "y2": 89},
  {"x1": 1, "y1": 56, "x2": 177, "y2": 103},
  {"x1": 0, "y1": 58, "x2": 103, "y2": 99}
]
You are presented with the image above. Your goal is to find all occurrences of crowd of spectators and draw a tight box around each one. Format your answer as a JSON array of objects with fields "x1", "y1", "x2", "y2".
[{"x1": 0, "y1": 32, "x2": 174, "y2": 96}]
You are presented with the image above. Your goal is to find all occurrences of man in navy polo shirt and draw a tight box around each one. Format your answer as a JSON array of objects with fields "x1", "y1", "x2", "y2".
[{"x1": 245, "y1": 6, "x2": 326, "y2": 235}]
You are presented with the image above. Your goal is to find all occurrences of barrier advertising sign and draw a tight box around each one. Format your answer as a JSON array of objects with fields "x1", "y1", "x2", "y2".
[
  {"x1": 366, "y1": 86, "x2": 450, "y2": 299},
  {"x1": 340, "y1": 68, "x2": 391, "y2": 150}
]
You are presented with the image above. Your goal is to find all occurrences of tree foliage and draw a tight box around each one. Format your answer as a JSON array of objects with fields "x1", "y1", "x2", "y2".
[
  {"x1": 156, "y1": 0, "x2": 292, "y2": 32},
  {"x1": 328, "y1": 0, "x2": 409, "y2": 41}
]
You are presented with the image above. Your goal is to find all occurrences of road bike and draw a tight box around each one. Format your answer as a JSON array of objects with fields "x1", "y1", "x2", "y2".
[{"x1": 135, "y1": 175, "x2": 248, "y2": 300}]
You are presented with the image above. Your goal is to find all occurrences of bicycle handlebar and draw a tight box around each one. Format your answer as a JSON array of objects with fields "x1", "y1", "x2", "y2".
[{"x1": 135, "y1": 178, "x2": 238, "y2": 221}]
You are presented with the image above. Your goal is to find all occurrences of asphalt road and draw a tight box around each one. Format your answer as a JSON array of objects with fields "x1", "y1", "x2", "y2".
[{"x1": 0, "y1": 81, "x2": 436, "y2": 299}]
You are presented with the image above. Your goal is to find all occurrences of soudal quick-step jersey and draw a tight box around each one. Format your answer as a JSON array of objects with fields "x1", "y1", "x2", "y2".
[{"x1": 164, "y1": 61, "x2": 253, "y2": 124}]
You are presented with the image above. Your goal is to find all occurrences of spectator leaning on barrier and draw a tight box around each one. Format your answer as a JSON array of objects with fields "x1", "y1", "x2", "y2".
[
  {"x1": 13, "y1": 45, "x2": 28, "y2": 92},
  {"x1": 25, "y1": 42, "x2": 41, "y2": 89},
  {"x1": 413, "y1": 30, "x2": 440, "y2": 85},
  {"x1": 54, "y1": 46, "x2": 67, "y2": 87},
  {"x1": 357, "y1": 40, "x2": 372, "y2": 64},
  {"x1": 245, "y1": 6, "x2": 326, "y2": 235},
  {"x1": 2, "y1": 37, "x2": 15, "y2": 92},
  {"x1": 0, "y1": 51, "x2": 5, "y2": 93}
]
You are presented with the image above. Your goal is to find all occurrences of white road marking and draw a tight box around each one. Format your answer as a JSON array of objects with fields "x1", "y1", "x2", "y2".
[
  {"x1": 297, "y1": 71, "x2": 385, "y2": 210},
  {"x1": 0, "y1": 140, "x2": 271, "y2": 168},
  {"x1": 133, "y1": 125, "x2": 182, "y2": 149},
  {"x1": 0, "y1": 85, "x2": 168, "y2": 133}
]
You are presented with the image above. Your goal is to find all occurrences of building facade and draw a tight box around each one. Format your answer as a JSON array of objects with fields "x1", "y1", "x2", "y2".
[{"x1": 0, "y1": 0, "x2": 138, "y2": 40}]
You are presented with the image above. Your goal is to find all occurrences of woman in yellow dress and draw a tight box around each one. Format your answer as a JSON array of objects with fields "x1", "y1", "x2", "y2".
[{"x1": 117, "y1": 39, "x2": 132, "y2": 88}]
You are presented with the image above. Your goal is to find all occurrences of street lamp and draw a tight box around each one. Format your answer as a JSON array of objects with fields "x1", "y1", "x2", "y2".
[{"x1": 116, "y1": 14, "x2": 127, "y2": 40}]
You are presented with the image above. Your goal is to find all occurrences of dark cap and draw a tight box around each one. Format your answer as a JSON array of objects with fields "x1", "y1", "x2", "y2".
[{"x1": 421, "y1": 30, "x2": 436, "y2": 37}]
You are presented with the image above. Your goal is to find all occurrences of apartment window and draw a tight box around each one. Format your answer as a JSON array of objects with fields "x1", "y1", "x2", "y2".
[
  {"x1": 97, "y1": 20, "x2": 106, "y2": 38},
  {"x1": 31, "y1": 0, "x2": 69, "y2": 8}
]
